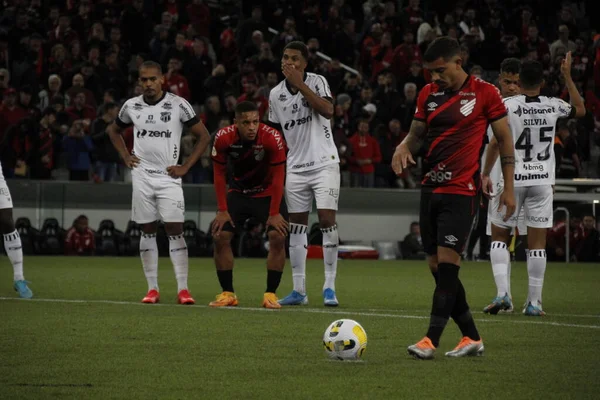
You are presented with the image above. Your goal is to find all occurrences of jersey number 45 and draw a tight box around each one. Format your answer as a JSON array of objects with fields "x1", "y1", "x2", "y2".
[{"x1": 515, "y1": 127, "x2": 553, "y2": 162}]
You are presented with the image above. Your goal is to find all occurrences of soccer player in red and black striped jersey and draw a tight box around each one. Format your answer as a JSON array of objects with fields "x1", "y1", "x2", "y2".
[
  {"x1": 392, "y1": 37, "x2": 517, "y2": 359},
  {"x1": 209, "y1": 101, "x2": 288, "y2": 309}
]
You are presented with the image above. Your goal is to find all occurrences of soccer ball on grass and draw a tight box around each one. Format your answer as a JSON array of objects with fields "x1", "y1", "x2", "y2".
[{"x1": 323, "y1": 319, "x2": 367, "y2": 361}]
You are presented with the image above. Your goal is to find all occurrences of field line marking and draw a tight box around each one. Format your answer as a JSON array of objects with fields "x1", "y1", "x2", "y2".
[{"x1": 1, "y1": 297, "x2": 599, "y2": 330}]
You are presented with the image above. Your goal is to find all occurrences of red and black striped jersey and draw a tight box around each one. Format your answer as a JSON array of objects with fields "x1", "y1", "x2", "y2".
[
  {"x1": 414, "y1": 75, "x2": 507, "y2": 195},
  {"x1": 211, "y1": 123, "x2": 286, "y2": 197}
]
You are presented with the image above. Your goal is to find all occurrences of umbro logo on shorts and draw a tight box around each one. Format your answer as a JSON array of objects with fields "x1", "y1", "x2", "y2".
[{"x1": 444, "y1": 235, "x2": 458, "y2": 245}]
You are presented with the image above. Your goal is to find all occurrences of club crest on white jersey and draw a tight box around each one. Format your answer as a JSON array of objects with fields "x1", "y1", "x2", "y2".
[
  {"x1": 505, "y1": 95, "x2": 573, "y2": 187},
  {"x1": 268, "y1": 72, "x2": 339, "y2": 173}
]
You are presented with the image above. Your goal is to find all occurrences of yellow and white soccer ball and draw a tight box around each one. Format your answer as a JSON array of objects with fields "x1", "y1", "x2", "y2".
[{"x1": 323, "y1": 319, "x2": 367, "y2": 361}]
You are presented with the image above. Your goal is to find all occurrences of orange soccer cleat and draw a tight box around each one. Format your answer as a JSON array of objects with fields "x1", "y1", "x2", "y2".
[
  {"x1": 208, "y1": 291, "x2": 239, "y2": 307},
  {"x1": 262, "y1": 292, "x2": 281, "y2": 309}
]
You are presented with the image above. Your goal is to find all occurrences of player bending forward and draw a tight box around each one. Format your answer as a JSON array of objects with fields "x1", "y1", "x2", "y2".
[
  {"x1": 0, "y1": 161, "x2": 33, "y2": 298},
  {"x1": 209, "y1": 101, "x2": 288, "y2": 309},
  {"x1": 107, "y1": 61, "x2": 210, "y2": 304},
  {"x1": 268, "y1": 41, "x2": 341, "y2": 307},
  {"x1": 483, "y1": 55, "x2": 585, "y2": 316},
  {"x1": 481, "y1": 57, "x2": 527, "y2": 314},
  {"x1": 393, "y1": 37, "x2": 516, "y2": 359}
]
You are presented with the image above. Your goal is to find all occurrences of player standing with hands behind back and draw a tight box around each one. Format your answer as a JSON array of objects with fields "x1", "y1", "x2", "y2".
[
  {"x1": 392, "y1": 37, "x2": 516, "y2": 359},
  {"x1": 268, "y1": 41, "x2": 341, "y2": 307},
  {"x1": 107, "y1": 61, "x2": 211, "y2": 305}
]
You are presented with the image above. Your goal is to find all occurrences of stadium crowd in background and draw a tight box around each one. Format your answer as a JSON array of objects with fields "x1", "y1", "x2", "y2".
[{"x1": 0, "y1": 0, "x2": 598, "y2": 188}]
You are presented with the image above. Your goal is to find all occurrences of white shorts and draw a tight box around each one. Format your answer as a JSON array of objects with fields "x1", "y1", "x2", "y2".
[
  {"x1": 285, "y1": 163, "x2": 340, "y2": 213},
  {"x1": 131, "y1": 169, "x2": 185, "y2": 224},
  {"x1": 489, "y1": 185, "x2": 553, "y2": 231},
  {"x1": 0, "y1": 176, "x2": 13, "y2": 209},
  {"x1": 486, "y1": 190, "x2": 527, "y2": 236}
]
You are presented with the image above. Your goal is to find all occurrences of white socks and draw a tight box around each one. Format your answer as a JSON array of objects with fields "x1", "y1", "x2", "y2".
[
  {"x1": 527, "y1": 249, "x2": 547, "y2": 307},
  {"x1": 322, "y1": 224, "x2": 339, "y2": 291},
  {"x1": 289, "y1": 223, "x2": 308, "y2": 295},
  {"x1": 490, "y1": 241, "x2": 509, "y2": 297},
  {"x1": 140, "y1": 233, "x2": 158, "y2": 291},
  {"x1": 169, "y1": 234, "x2": 188, "y2": 292},
  {"x1": 4, "y1": 230, "x2": 24, "y2": 281}
]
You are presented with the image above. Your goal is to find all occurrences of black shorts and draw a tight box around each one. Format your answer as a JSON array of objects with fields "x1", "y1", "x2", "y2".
[
  {"x1": 222, "y1": 191, "x2": 288, "y2": 233},
  {"x1": 419, "y1": 191, "x2": 479, "y2": 256}
]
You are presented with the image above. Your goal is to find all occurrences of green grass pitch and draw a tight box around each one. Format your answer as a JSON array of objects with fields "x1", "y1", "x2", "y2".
[{"x1": 0, "y1": 257, "x2": 598, "y2": 399}]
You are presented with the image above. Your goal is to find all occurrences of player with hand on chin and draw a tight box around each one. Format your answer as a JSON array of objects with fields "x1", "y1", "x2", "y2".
[
  {"x1": 107, "y1": 61, "x2": 211, "y2": 305},
  {"x1": 392, "y1": 37, "x2": 516, "y2": 359},
  {"x1": 483, "y1": 54, "x2": 585, "y2": 316},
  {"x1": 209, "y1": 101, "x2": 288, "y2": 309},
  {"x1": 268, "y1": 41, "x2": 341, "y2": 307}
]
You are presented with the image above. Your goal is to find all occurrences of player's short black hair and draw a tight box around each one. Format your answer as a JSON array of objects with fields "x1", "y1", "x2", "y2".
[
  {"x1": 235, "y1": 101, "x2": 259, "y2": 116},
  {"x1": 500, "y1": 58, "x2": 521, "y2": 75},
  {"x1": 139, "y1": 60, "x2": 162, "y2": 75},
  {"x1": 283, "y1": 41, "x2": 309, "y2": 61},
  {"x1": 519, "y1": 60, "x2": 544, "y2": 89},
  {"x1": 423, "y1": 36, "x2": 461, "y2": 63}
]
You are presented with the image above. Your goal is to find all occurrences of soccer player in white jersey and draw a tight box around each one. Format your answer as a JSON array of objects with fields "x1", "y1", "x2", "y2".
[
  {"x1": 268, "y1": 41, "x2": 341, "y2": 306},
  {"x1": 481, "y1": 58, "x2": 527, "y2": 314},
  {"x1": 483, "y1": 54, "x2": 585, "y2": 316},
  {"x1": 0, "y1": 163, "x2": 33, "y2": 298},
  {"x1": 107, "y1": 61, "x2": 210, "y2": 305}
]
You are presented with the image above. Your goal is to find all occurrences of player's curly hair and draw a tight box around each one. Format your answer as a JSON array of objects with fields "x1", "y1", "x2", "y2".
[
  {"x1": 423, "y1": 36, "x2": 461, "y2": 63},
  {"x1": 283, "y1": 41, "x2": 309, "y2": 61},
  {"x1": 500, "y1": 58, "x2": 521, "y2": 74}
]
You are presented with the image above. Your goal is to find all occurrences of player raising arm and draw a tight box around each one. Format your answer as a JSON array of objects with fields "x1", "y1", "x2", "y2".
[
  {"x1": 392, "y1": 36, "x2": 515, "y2": 360},
  {"x1": 107, "y1": 61, "x2": 210, "y2": 305},
  {"x1": 209, "y1": 101, "x2": 288, "y2": 309},
  {"x1": 268, "y1": 41, "x2": 341, "y2": 307},
  {"x1": 483, "y1": 54, "x2": 585, "y2": 316}
]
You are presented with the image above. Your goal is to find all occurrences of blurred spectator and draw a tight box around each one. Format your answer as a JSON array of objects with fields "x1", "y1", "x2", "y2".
[
  {"x1": 0, "y1": 87, "x2": 27, "y2": 147},
  {"x1": 257, "y1": 71, "x2": 280, "y2": 99},
  {"x1": 241, "y1": 30, "x2": 265, "y2": 62},
  {"x1": 97, "y1": 50, "x2": 128, "y2": 100},
  {"x1": 91, "y1": 102, "x2": 120, "y2": 183},
  {"x1": 29, "y1": 108, "x2": 57, "y2": 180},
  {"x1": 186, "y1": 0, "x2": 211, "y2": 39},
  {"x1": 547, "y1": 215, "x2": 585, "y2": 262},
  {"x1": 271, "y1": 17, "x2": 303, "y2": 57},
  {"x1": 397, "y1": 82, "x2": 418, "y2": 133},
  {"x1": 185, "y1": 37, "x2": 213, "y2": 106},
  {"x1": 391, "y1": 30, "x2": 422, "y2": 83},
  {"x1": 200, "y1": 95, "x2": 225, "y2": 133},
  {"x1": 575, "y1": 215, "x2": 600, "y2": 262},
  {"x1": 65, "y1": 215, "x2": 95, "y2": 256},
  {"x1": 237, "y1": 76, "x2": 268, "y2": 121},
  {"x1": 373, "y1": 72, "x2": 402, "y2": 125},
  {"x1": 253, "y1": 42, "x2": 279, "y2": 77},
  {"x1": 402, "y1": 221, "x2": 426, "y2": 260},
  {"x1": 66, "y1": 73, "x2": 97, "y2": 109},
  {"x1": 376, "y1": 119, "x2": 406, "y2": 188},
  {"x1": 66, "y1": 91, "x2": 96, "y2": 127},
  {"x1": 162, "y1": 32, "x2": 191, "y2": 68},
  {"x1": 555, "y1": 120, "x2": 581, "y2": 178},
  {"x1": 550, "y1": 25, "x2": 576, "y2": 62},
  {"x1": 62, "y1": 121, "x2": 93, "y2": 181},
  {"x1": 348, "y1": 119, "x2": 382, "y2": 188},
  {"x1": 163, "y1": 57, "x2": 191, "y2": 100},
  {"x1": 236, "y1": 6, "x2": 268, "y2": 49},
  {"x1": 370, "y1": 31, "x2": 394, "y2": 81},
  {"x1": 38, "y1": 74, "x2": 68, "y2": 111},
  {"x1": 204, "y1": 64, "x2": 234, "y2": 101}
]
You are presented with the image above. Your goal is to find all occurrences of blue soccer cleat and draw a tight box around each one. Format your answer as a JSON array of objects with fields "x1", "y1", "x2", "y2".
[
  {"x1": 482, "y1": 294, "x2": 512, "y2": 315},
  {"x1": 13, "y1": 280, "x2": 33, "y2": 299},
  {"x1": 278, "y1": 290, "x2": 308, "y2": 306},
  {"x1": 323, "y1": 288, "x2": 339, "y2": 307},
  {"x1": 523, "y1": 302, "x2": 546, "y2": 316}
]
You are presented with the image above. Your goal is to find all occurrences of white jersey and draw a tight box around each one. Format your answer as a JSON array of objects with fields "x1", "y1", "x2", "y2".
[
  {"x1": 268, "y1": 72, "x2": 339, "y2": 173},
  {"x1": 505, "y1": 95, "x2": 574, "y2": 187},
  {"x1": 483, "y1": 125, "x2": 503, "y2": 193},
  {"x1": 116, "y1": 92, "x2": 197, "y2": 175}
]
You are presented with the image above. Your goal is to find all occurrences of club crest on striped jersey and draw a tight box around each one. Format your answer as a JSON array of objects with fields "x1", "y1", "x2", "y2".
[{"x1": 460, "y1": 98, "x2": 476, "y2": 116}]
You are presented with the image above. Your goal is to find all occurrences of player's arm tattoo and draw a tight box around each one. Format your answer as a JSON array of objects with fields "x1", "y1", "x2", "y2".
[
  {"x1": 400, "y1": 120, "x2": 427, "y2": 154},
  {"x1": 490, "y1": 116, "x2": 515, "y2": 190}
]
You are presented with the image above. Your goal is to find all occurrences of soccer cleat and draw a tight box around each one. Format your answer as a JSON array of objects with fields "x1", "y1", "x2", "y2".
[
  {"x1": 482, "y1": 294, "x2": 513, "y2": 315},
  {"x1": 445, "y1": 337, "x2": 485, "y2": 357},
  {"x1": 177, "y1": 289, "x2": 195, "y2": 305},
  {"x1": 209, "y1": 291, "x2": 238, "y2": 307},
  {"x1": 323, "y1": 288, "x2": 339, "y2": 307},
  {"x1": 13, "y1": 280, "x2": 33, "y2": 299},
  {"x1": 262, "y1": 292, "x2": 281, "y2": 309},
  {"x1": 278, "y1": 290, "x2": 308, "y2": 306},
  {"x1": 523, "y1": 302, "x2": 546, "y2": 316},
  {"x1": 142, "y1": 289, "x2": 160, "y2": 304},
  {"x1": 407, "y1": 337, "x2": 436, "y2": 360}
]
